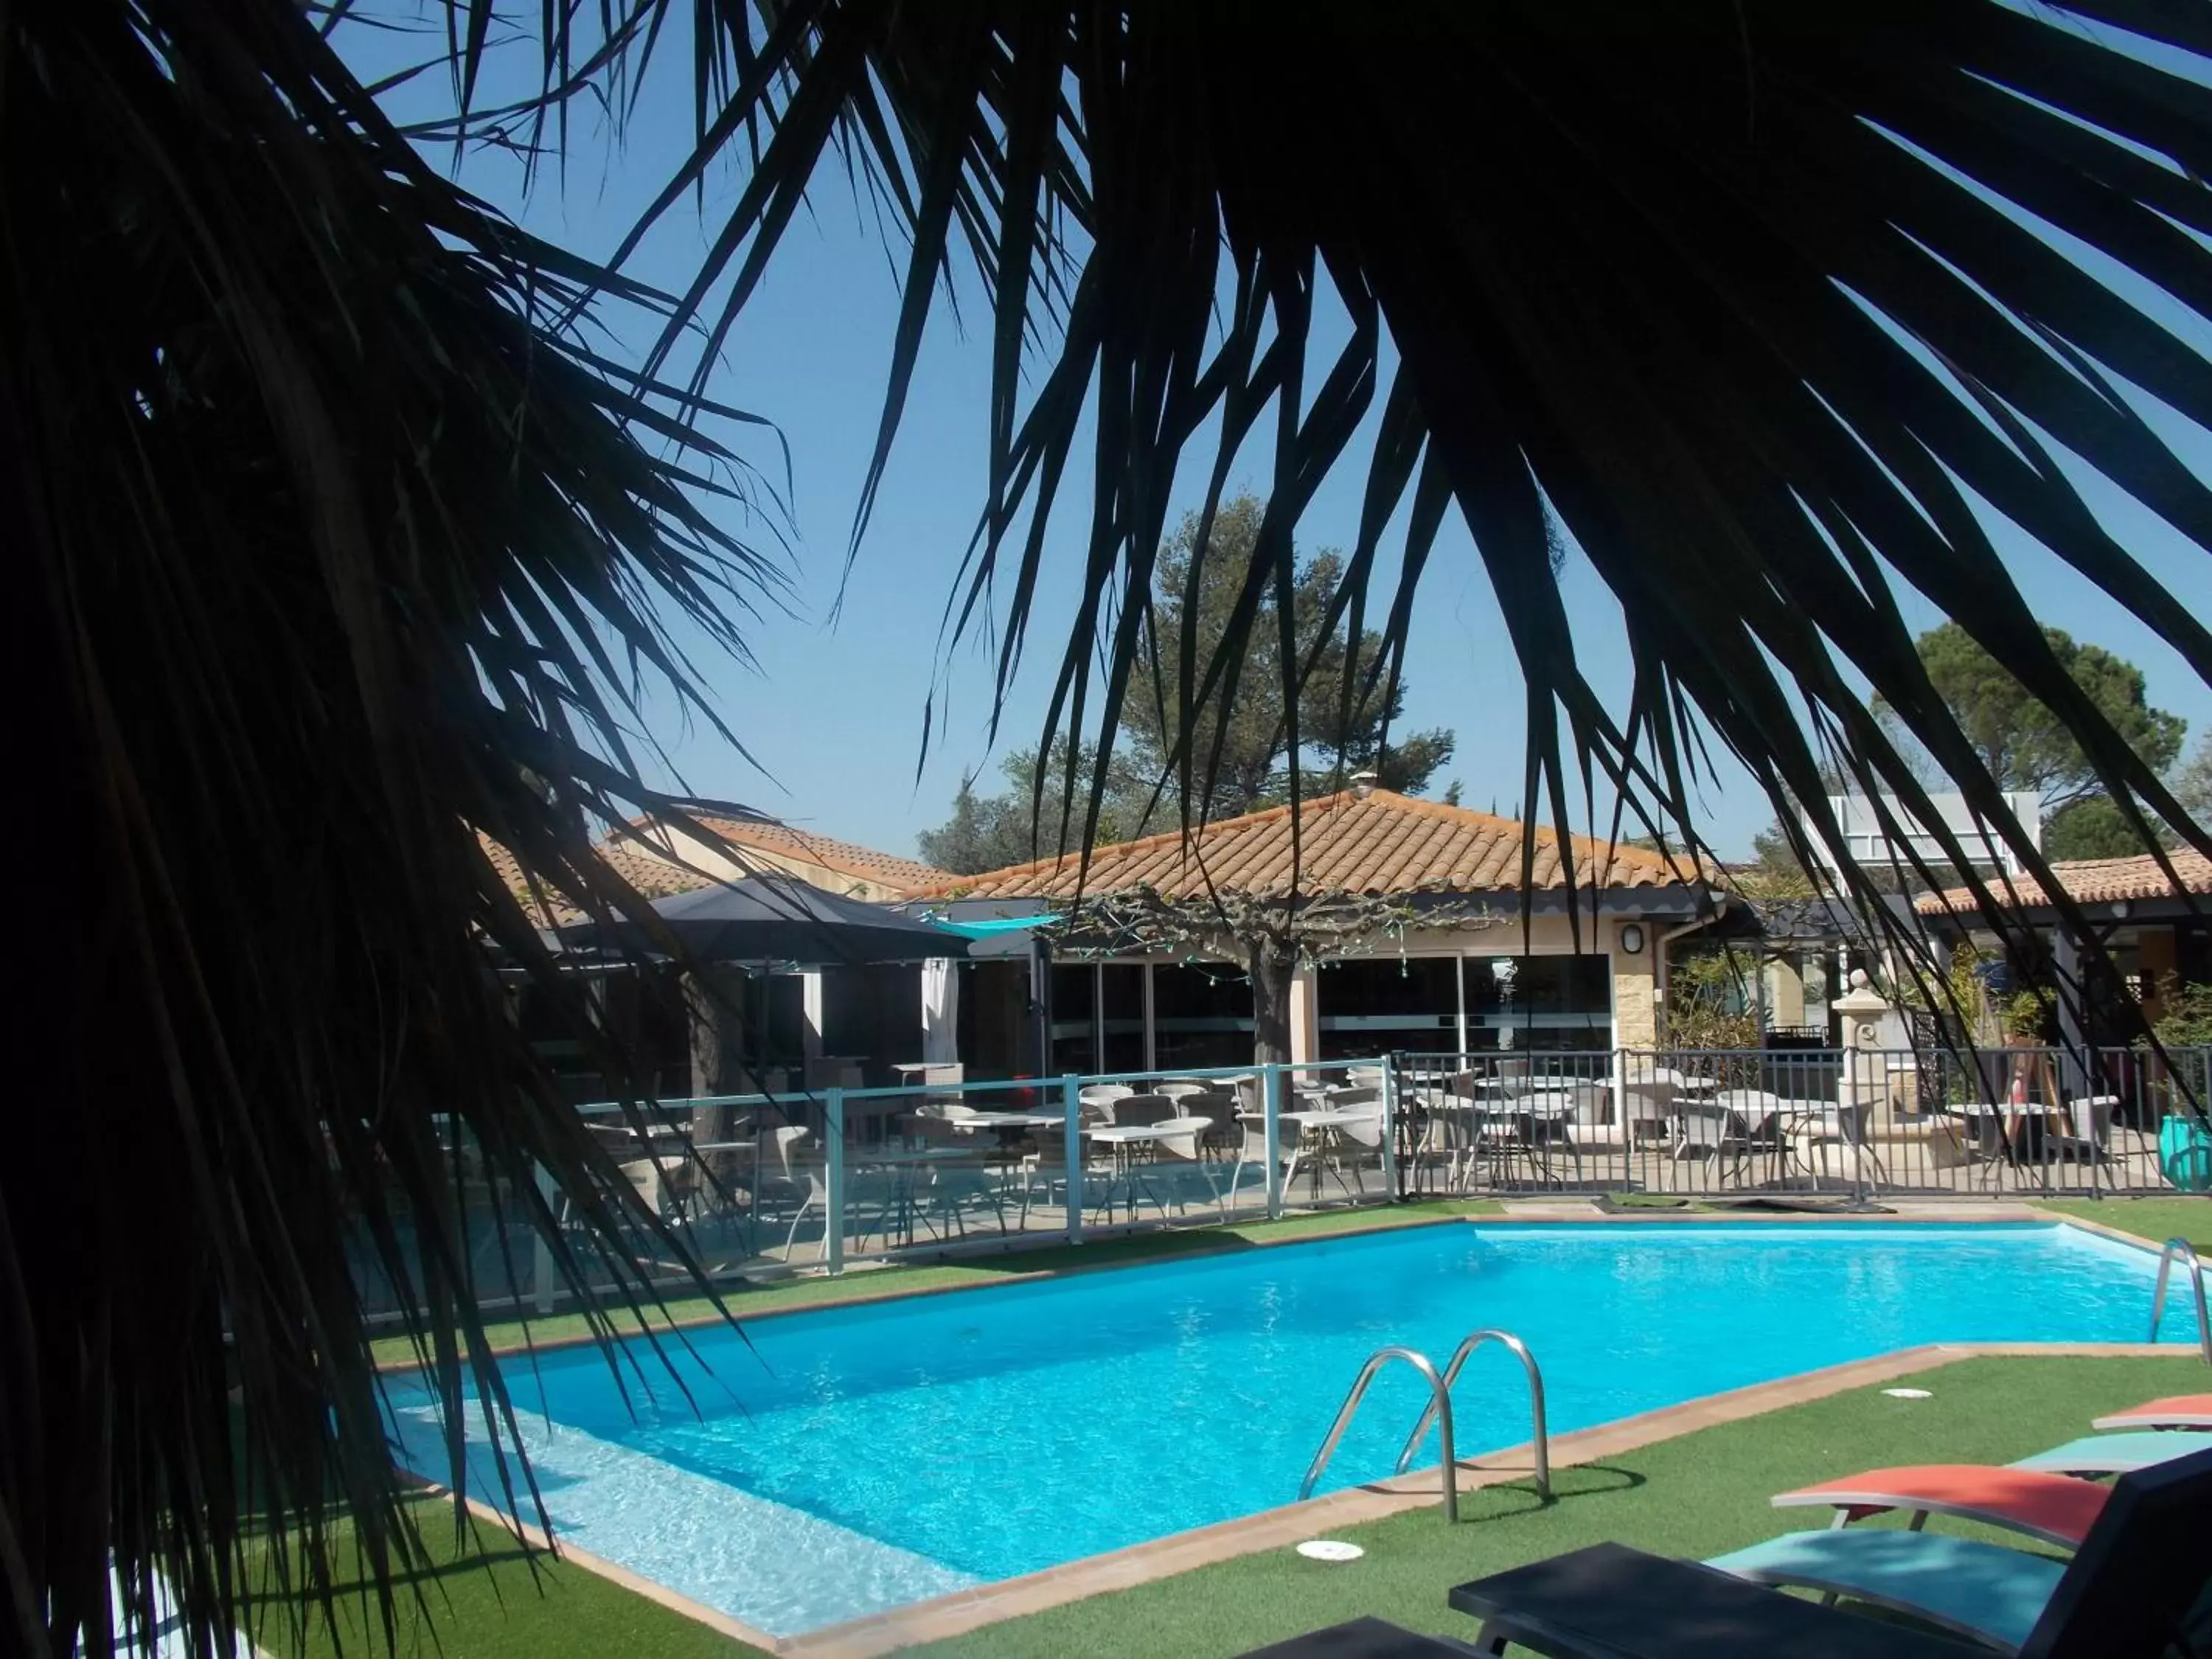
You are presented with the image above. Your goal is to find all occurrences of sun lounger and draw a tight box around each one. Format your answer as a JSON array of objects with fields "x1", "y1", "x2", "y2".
[
  {"x1": 1769, "y1": 1397, "x2": 2212, "y2": 1545},
  {"x1": 1710, "y1": 1529, "x2": 2061, "y2": 1649},
  {"x1": 2092, "y1": 1393, "x2": 2212, "y2": 1431},
  {"x1": 1703, "y1": 1444, "x2": 2212, "y2": 1656},
  {"x1": 2010, "y1": 1428, "x2": 2212, "y2": 1475},
  {"x1": 1449, "y1": 1445, "x2": 2212, "y2": 1658},
  {"x1": 1450, "y1": 1541, "x2": 1986, "y2": 1658},
  {"x1": 1771, "y1": 1464, "x2": 2108, "y2": 1548}
]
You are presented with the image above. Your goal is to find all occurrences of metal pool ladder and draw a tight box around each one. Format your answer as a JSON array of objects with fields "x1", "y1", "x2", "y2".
[
  {"x1": 1394, "y1": 1329, "x2": 1550, "y2": 1498},
  {"x1": 1298, "y1": 1330, "x2": 1551, "y2": 1523},
  {"x1": 2148, "y1": 1237, "x2": 2212, "y2": 1364}
]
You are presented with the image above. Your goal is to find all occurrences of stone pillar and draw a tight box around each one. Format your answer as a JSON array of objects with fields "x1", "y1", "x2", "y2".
[
  {"x1": 1289, "y1": 962, "x2": 1321, "y2": 1065},
  {"x1": 1834, "y1": 968, "x2": 1893, "y2": 1126},
  {"x1": 1770, "y1": 954, "x2": 1806, "y2": 1029},
  {"x1": 1612, "y1": 926, "x2": 1658, "y2": 1053}
]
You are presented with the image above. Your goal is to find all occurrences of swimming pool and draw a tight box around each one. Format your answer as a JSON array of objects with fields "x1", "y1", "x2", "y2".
[{"x1": 382, "y1": 1221, "x2": 2178, "y2": 1637}]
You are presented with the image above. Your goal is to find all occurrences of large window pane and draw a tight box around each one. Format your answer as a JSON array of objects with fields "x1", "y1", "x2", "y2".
[
  {"x1": 1465, "y1": 954, "x2": 1613, "y2": 1051},
  {"x1": 1048, "y1": 962, "x2": 1096, "y2": 1075},
  {"x1": 1316, "y1": 956, "x2": 1460, "y2": 1060},
  {"x1": 1152, "y1": 962, "x2": 1253, "y2": 1072},
  {"x1": 1100, "y1": 964, "x2": 1147, "y2": 1073}
]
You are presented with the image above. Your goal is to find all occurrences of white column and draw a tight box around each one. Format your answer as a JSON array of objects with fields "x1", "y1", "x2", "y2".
[
  {"x1": 1289, "y1": 963, "x2": 1321, "y2": 1065},
  {"x1": 801, "y1": 970, "x2": 824, "y2": 1062}
]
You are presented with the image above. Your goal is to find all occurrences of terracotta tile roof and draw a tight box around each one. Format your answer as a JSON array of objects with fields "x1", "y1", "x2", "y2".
[
  {"x1": 1916, "y1": 847, "x2": 2212, "y2": 916},
  {"x1": 679, "y1": 815, "x2": 954, "y2": 891},
  {"x1": 479, "y1": 832, "x2": 711, "y2": 928},
  {"x1": 905, "y1": 788, "x2": 1704, "y2": 901}
]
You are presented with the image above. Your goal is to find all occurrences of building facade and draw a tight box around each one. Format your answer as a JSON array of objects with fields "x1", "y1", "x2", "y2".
[{"x1": 905, "y1": 787, "x2": 1721, "y2": 1075}]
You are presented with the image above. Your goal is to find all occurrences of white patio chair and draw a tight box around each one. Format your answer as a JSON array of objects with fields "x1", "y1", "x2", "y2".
[
  {"x1": 1149, "y1": 1117, "x2": 1223, "y2": 1217},
  {"x1": 1110, "y1": 1093, "x2": 1177, "y2": 1126},
  {"x1": 1411, "y1": 1093, "x2": 1475, "y2": 1193},
  {"x1": 1618, "y1": 1074, "x2": 1678, "y2": 1155},
  {"x1": 1330, "y1": 1109, "x2": 1388, "y2": 1193},
  {"x1": 2044, "y1": 1094, "x2": 2119, "y2": 1191},
  {"x1": 1669, "y1": 1104, "x2": 1761, "y2": 1189},
  {"x1": 1222, "y1": 1113, "x2": 1304, "y2": 1213},
  {"x1": 757, "y1": 1124, "x2": 828, "y2": 1259},
  {"x1": 1797, "y1": 1100, "x2": 1889, "y2": 1188}
]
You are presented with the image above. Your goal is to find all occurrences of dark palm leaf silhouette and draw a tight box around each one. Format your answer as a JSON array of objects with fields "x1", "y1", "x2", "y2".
[{"x1": 8, "y1": 1, "x2": 2212, "y2": 1655}]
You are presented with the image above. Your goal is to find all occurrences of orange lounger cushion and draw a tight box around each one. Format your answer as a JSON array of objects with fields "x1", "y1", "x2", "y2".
[
  {"x1": 2092, "y1": 1394, "x2": 2212, "y2": 1431},
  {"x1": 1772, "y1": 1464, "x2": 2110, "y2": 1548}
]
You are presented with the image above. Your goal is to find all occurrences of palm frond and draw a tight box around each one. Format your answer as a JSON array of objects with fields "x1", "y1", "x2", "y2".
[
  {"x1": 20, "y1": 1, "x2": 2212, "y2": 1654},
  {"x1": 3, "y1": 4, "x2": 785, "y2": 1655},
  {"x1": 505, "y1": 0, "x2": 2212, "y2": 950}
]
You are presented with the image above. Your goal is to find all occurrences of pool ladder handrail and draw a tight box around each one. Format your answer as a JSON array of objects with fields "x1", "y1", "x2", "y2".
[
  {"x1": 1298, "y1": 1346, "x2": 1458, "y2": 1521},
  {"x1": 2148, "y1": 1237, "x2": 2212, "y2": 1364},
  {"x1": 1392, "y1": 1329, "x2": 1550, "y2": 1500}
]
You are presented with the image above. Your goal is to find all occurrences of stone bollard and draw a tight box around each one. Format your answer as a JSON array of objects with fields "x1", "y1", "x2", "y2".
[{"x1": 1834, "y1": 968, "x2": 1894, "y2": 1130}]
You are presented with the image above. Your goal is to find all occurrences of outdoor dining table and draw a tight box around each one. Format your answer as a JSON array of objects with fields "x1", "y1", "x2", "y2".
[
  {"x1": 948, "y1": 1109, "x2": 1067, "y2": 1149},
  {"x1": 1084, "y1": 1117, "x2": 1209, "y2": 1221},
  {"x1": 850, "y1": 1144, "x2": 980, "y2": 1248}
]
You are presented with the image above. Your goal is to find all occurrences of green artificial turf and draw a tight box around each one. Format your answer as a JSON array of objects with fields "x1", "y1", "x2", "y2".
[
  {"x1": 251, "y1": 1354, "x2": 2209, "y2": 1658},
  {"x1": 2035, "y1": 1195, "x2": 2212, "y2": 1254},
  {"x1": 243, "y1": 1495, "x2": 771, "y2": 1659},
  {"x1": 368, "y1": 1199, "x2": 1502, "y2": 1368},
  {"x1": 908, "y1": 1355, "x2": 2209, "y2": 1658}
]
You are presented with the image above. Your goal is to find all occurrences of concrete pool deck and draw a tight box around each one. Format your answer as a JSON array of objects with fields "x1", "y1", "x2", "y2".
[{"x1": 394, "y1": 1206, "x2": 2206, "y2": 1656}]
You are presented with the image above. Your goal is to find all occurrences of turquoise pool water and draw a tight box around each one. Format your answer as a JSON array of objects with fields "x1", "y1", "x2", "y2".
[{"x1": 383, "y1": 1221, "x2": 2177, "y2": 1635}]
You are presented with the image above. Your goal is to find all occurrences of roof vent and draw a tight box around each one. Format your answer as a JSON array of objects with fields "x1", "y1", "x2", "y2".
[{"x1": 1349, "y1": 770, "x2": 1379, "y2": 800}]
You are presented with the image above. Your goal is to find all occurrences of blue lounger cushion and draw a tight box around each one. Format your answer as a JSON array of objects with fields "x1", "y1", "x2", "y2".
[
  {"x1": 1708, "y1": 1529, "x2": 2065, "y2": 1651},
  {"x1": 2011, "y1": 1430, "x2": 2212, "y2": 1475}
]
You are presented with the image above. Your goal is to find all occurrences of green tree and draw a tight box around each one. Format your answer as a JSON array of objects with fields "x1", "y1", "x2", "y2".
[
  {"x1": 1122, "y1": 496, "x2": 1455, "y2": 818},
  {"x1": 1735, "y1": 821, "x2": 1819, "y2": 900},
  {"x1": 925, "y1": 496, "x2": 1460, "y2": 866},
  {"x1": 2174, "y1": 737, "x2": 2212, "y2": 831},
  {"x1": 918, "y1": 745, "x2": 1151, "y2": 874},
  {"x1": 1885, "y1": 622, "x2": 2185, "y2": 813},
  {"x1": 2042, "y1": 795, "x2": 2165, "y2": 861}
]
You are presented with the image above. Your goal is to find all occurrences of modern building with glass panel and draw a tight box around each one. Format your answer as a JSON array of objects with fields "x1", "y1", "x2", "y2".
[{"x1": 906, "y1": 787, "x2": 1720, "y2": 1072}]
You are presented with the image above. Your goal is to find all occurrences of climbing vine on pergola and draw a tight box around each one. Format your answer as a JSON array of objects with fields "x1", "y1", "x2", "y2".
[{"x1": 1037, "y1": 885, "x2": 1504, "y2": 1065}]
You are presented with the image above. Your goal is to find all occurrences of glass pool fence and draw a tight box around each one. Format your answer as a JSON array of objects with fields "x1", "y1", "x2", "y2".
[{"x1": 358, "y1": 1045, "x2": 2210, "y2": 1322}]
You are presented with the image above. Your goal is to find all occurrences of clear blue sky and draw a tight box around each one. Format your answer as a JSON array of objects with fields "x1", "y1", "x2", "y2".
[{"x1": 344, "y1": 13, "x2": 2212, "y2": 865}]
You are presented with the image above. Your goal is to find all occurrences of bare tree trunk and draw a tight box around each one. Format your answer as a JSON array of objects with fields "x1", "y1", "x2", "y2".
[
  {"x1": 682, "y1": 970, "x2": 744, "y2": 1139},
  {"x1": 1249, "y1": 939, "x2": 1295, "y2": 1068}
]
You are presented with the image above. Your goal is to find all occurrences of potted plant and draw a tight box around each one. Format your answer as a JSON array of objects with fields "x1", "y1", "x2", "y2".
[{"x1": 2146, "y1": 975, "x2": 2212, "y2": 1192}]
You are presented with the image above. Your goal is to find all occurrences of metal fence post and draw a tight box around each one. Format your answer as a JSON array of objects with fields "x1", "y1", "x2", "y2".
[
  {"x1": 1380, "y1": 1057, "x2": 1401, "y2": 1202},
  {"x1": 532, "y1": 1161, "x2": 557, "y2": 1315},
  {"x1": 1062, "y1": 1074, "x2": 1084, "y2": 1245},
  {"x1": 826, "y1": 1086, "x2": 846, "y2": 1275},
  {"x1": 1265, "y1": 1065, "x2": 1286, "y2": 1221}
]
